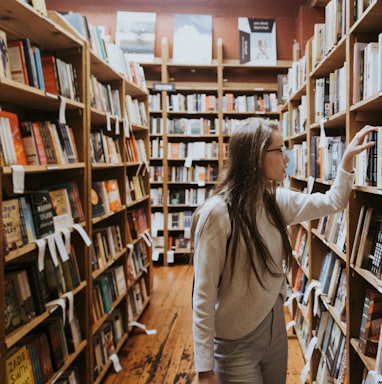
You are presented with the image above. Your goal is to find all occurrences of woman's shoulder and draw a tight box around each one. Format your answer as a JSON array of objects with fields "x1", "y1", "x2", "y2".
[{"x1": 192, "y1": 195, "x2": 230, "y2": 234}]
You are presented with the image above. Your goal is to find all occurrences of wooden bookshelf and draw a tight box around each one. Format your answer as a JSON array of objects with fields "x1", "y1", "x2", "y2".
[
  {"x1": 0, "y1": 3, "x2": 152, "y2": 384},
  {"x1": 282, "y1": 1, "x2": 382, "y2": 382},
  {"x1": 143, "y1": 37, "x2": 290, "y2": 265}
]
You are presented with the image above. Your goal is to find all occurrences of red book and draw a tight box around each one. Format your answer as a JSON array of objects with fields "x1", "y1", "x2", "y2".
[
  {"x1": 30, "y1": 122, "x2": 48, "y2": 165},
  {"x1": 41, "y1": 55, "x2": 60, "y2": 95},
  {"x1": 7, "y1": 40, "x2": 29, "y2": 85}
]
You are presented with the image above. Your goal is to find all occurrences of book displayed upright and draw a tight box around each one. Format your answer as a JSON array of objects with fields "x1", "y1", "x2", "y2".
[
  {"x1": 238, "y1": 17, "x2": 277, "y2": 66},
  {"x1": 115, "y1": 11, "x2": 156, "y2": 63},
  {"x1": 172, "y1": 14, "x2": 213, "y2": 64}
]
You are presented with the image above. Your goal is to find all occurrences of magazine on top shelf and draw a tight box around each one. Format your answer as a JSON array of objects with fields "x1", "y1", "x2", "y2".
[
  {"x1": 172, "y1": 14, "x2": 213, "y2": 65},
  {"x1": 115, "y1": 11, "x2": 156, "y2": 63},
  {"x1": 238, "y1": 17, "x2": 277, "y2": 66}
]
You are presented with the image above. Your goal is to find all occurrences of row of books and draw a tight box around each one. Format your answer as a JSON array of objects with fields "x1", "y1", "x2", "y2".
[
  {"x1": 125, "y1": 135, "x2": 148, "y2": 164},
  {"x1": 168, "y1": 187, "x2": 213, "y2": 206},
  {"x1": 314, "y1": 66, "x2": 346, "y2": 123},
  {"x1": 351, "y1": 205, "x2": 382, "y2": 279},
  {"x1": 316, "y1": 209, "x2": 347, "y2": 254},
  {"x1": 58, "y1": 11, "x2": 147, "y2": 91},
  {"x1": 6, "y1": 310, "x2": 82, "y2": 384},
  {"x1": 149, "y1": 93, "x2": 162, "y2": 112},
  {"x1": 291, "y1": 95, "x2": 307, "y2": 136},
  {"x1": 353, "y1": 36, "x2": 382, "y2": 104},
  {"x1": 150, "y1": 116, "x2": 164, "y2": 135},
  {"x1": 90, "y1": 129, "x2": 122, "y2": 164},
  {"x1": 293, "y1": 226, "x2": 309, "y2": 270},
  {"x1": 1, "y1": 31, "x2": 79, "y2": 100},
  {"x1": 5, "y1": 245, "x2": 82, "y2": 334},
  {"x1": 315, "y1": 314, "x2": 347, "y2": 383},
  {"x1": 127, "y1": 278, "x2": 149, "y2": 320},
  {"x1": 126, "y1": 207, "x2": 149, "y2": 240},
  {"x1": 150, "y1": 137, "x2": 164, "y2": 159},
  {"x1": 167, "y1": 117, "x2": 218, "y2": 136},
  {"x1": 126, "y1": 173, "x2": 147, "y2": 203},
  {"x1": 0, "y1": 110, "x2": 79, "y2": 167},
  {"x1": 168, "y1": 164, "x2": 219, "y2": 184},
  {"x1": 125, "y1": 94, "x2": 148, "y2": 127},
  {"x1": 288, "y1": 141, "x2": 308, "y2": 179},
  {"x1": 90, "y1": 75, "x2": 122, "y2": 118},
  {"x1": 167, "y1": 141, "x2": 219, "y2": 160},
  {"x1": 93, "y1": 311, "x2": 124, "y2": 380},
  {"x1": 3, "y1": 183, "x2": 84, "y2": 252},
  {"x1": 91, "y1": 179, "x2": 122, "y2": 218},
  {"x1": 91, "y1": 224, "x2": 124, "y2": 271},
  {"x1": 167, "y1": 93, "x2": 218, "y2": 113},
  {"x1": 222, "y1": 92, "x2": 278, "y2": 114},
  {"x1": 285, "y1": 56, "x2": 306, "y2": 99},
  {"x1": 92, "y1": 265, "x2": 127, "y2": 323},
  {"x1": 150, "y1": 165, "x2": 164, "y2": 182},
  {"x1": 311, "y1": 0, "x2": 346, "y2": 70},
  {"x1": 167, "y1": 210, "x2": 193, "y2": 231},
  {"x1": 127, "y1": 238, "x2": 150, "y2": 285}
]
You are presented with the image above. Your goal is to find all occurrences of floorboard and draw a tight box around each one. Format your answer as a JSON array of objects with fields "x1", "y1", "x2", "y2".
[{"x1": 103, "y1": 264, "x2": 304, "y2": 384}]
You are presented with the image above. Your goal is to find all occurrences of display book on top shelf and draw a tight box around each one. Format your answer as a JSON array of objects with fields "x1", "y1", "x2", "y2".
[
  {"x1": 282, "y1": 1, "x2": 382, "y2": 383},
  {"x1": 143, "y1": 37, "x2": 290, "y2": 266},
  {"x1": 0, "y1": 1, "x2": 92, "y2": 384}
]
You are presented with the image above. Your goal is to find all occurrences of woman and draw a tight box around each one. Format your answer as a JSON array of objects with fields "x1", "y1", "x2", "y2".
[{"x1": 191, "y1": 118, "x2": 375, "y2": 384}]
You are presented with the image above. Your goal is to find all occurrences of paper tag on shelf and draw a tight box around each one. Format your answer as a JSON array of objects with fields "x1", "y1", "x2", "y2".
[
  {"x1": 167, "y1": 250, "x2": 174, "y2": 263},
  {"x1": 62, "y1": 291, "x2": 74, "y2": 322},
  {"x1": 365, "y1": 371, "x2": 382, "y2": 384},
  {"x1": 115, "y1": 118, "x2": 120, "y2": 135},
  {"x1": 73, "y1": 224, "x2": 92, "y2": 246},
  {"x1": 47, "y1": 235, "x2": 59, "y2": 267},
  {"x1": 59, "y1": 96, "x2": 67, "y2": 124},
  {"x1": 54, "y1": 232, "x2": 70, "y2": 262},
  {"x1": 109, "y1": 354, "x2": 122, "y2": 372},
  {"x1": 129, "y1": 321, "x2": 157, "y2": 335},
  {"x1": 284, "y1": 292, "x2": 302, "y2": 306},
  {"x1": 106, "y1": 113, "x2": 111, "y2": 131},
  {"x1": 36, "y1": 238, "x2": 47, "y2": 271},
  {"x1": 11, "y1": 165, "x2": 25, "y2": 193},
  {"x1": 286, "y1": 320, "x2": 295, "y2": 332}
]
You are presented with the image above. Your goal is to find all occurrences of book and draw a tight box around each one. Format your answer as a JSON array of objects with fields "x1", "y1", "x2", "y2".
[
  {"x1": 91, "y1": 182, "x2": 106, "y2": 217},
  {"x1": 0, "y1": 110, "x2": 28, "y2": 166},
  {"x1": 172, "y1": 14, "x2": 213, "y2": 64},
  {"x1": 5, "y1": 345, "x2": 36, "y2": 384},
  {"x1": 359, "y1": 289, "x2": 382, "y2": 357},
  {"x1": 19, "y1": 195, "x2": 37, "y2": 243},
  {"x1": 4, "y1": 278, "x2": 22, "y2": 334},
  {"x1": 7, "y1": 269, "x2": 36, "y2": 323},
  {"x1": 30, "y1": 121, "x2": 48, "y2": 165},
  {"x1": 0, "y1": 29, "x2": 11, "y2": 78},
  {"x1": 48, "y1": 187, "x2": 73, "y2": 231},
  {"x1": 7, "y1": 39, "x2": 29, "y2": 84},
  {"x1": 29, "y1": 190, "x2": 55, "y2": 238},
  {"x1": 19, "y1": 120, "x2": 39, "y2": 165},
  {"x1": 238, "y1": 17, "x2": 277, "y2": 66},
  {"x1": 104, "y1": 179, "x2": 122, "y2": 212},
  {"x1": 41, "y1": 55, "x2": 60, "y2": 95},
  {"x1": 2, "y1": 198, "x2": 24, "y2": 250},
  {"x1": 115, "y1": 11, "x2": 156, "y2": 63}
]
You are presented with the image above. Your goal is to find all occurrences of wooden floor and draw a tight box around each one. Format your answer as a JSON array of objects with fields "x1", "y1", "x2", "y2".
[{"x1": 103, "y1": 264, "x2": 305, "y2": 384}]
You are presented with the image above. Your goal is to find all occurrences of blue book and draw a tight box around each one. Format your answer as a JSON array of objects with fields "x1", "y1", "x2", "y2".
[{"x1": 32, "y1": 46, "x2": 45, "y2": 91}]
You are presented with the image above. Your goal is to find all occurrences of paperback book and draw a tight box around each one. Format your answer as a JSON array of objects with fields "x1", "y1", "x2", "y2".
[{"x1": 238, "y1": 17, "x2": 277, "y2": 66}]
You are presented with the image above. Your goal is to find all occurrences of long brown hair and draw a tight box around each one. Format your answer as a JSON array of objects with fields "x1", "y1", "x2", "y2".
[{"x1": 214, "y1": 118, "x2": 292, "y2": 286}]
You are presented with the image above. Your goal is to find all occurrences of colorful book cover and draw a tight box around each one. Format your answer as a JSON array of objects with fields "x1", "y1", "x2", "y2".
[
  {"x1": 29, "y1": 190, "x2": 55, "y2": 238},
  {"x1": 2, "y1": 198, "x2": 24, "y2": 250},
  {"x1": 6, "y1": 345, "x2": 36, "y2": 384},
  {"x1": 238, "y1": 17, "x2": 277, "y2": 66},
  {"x1": 172, "y1": 14, "x2": 212, "y2": 64}
]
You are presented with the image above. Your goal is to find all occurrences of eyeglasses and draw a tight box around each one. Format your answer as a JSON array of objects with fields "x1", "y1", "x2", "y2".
[{"x1": 266, "y1": 145, "x2": 288, "y2": 159}]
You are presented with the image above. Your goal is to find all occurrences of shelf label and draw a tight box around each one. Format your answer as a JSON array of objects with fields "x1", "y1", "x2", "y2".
[{"x1": 153, "y1": 83, "x2": 176, "y2": 92}]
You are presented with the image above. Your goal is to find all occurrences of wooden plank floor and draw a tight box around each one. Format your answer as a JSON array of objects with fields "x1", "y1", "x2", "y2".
[{"x1": 103, "y1": 264, "x2": 305, "y2": 384}]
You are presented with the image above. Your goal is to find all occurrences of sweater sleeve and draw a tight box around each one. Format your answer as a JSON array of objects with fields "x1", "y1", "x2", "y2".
[
  {"x1": 277, "y1": 167, "x2": 355, "y2": 225},
  {"x1": 191, "y1": 197, "x2": 231, "y2": 372}
]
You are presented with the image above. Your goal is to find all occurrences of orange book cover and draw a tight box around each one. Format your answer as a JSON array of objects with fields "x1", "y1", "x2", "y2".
[
  {"x1": 41, "y1": 55, "x2": 59, "y2": 94},
  {"x1": 104, "y1": 179, "x2": 122, "y2": 212},
  {"x1": 0, "y1": 110, "x2": 28, "y2": 165},
  {"x1": 30, "y1": 122, "x2": 48, "y2": 165},
  {"x1": 7, "y1": 40, "x2": 29, "y2": 85}
]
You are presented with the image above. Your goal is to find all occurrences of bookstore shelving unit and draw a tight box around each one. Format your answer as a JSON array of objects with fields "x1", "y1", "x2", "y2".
[
  {"x1": 144, "y1": 37, "x2": 291, "y2": 265},
  {"x1": 283, "y1": 0, "x2": 382, "y2": 382},
  {"x1": 0, "y1": 3, "x2": 152, "y2": 383},
  {"x1": 0, "y1": 1, "x2": 90, "y2": 382}
]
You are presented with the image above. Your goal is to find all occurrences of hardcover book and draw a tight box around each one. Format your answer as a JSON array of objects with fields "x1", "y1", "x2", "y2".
[
  {"x1": 0, "y1": 29, "x2": 11, "y2": 78},
  {"x1": 238, "y1": 17, "x2": 277, "y2": 66},
  {"x1": 116, "y1": 11, "x2": 156, "y2": 63},
  {"x1": 2, "y1": 198, "x2": 24, "y2": 250},
  {"x1": 4, "y1": 278, "x2": 22, "y2": 334},
  {"x1": 172, "y1": 14, "x2": 212, "y2": 64},
  {"x1": 29, "y1": 190, "x2": 55, "y2": 238},
  {"x1": 5, "y1": 345, "x2": 36, "y2": 384}
]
